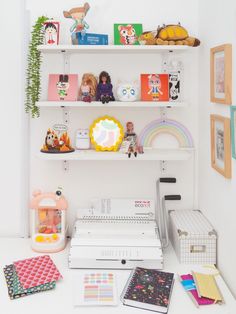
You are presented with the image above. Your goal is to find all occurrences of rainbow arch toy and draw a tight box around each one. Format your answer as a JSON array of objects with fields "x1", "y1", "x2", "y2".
[{"x1": 138, "y1": 119, "x2": 194, "y2": 148}]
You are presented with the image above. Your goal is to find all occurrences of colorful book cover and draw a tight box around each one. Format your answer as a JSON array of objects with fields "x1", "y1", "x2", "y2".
[
  {"x1": 3, "y1": 264, "x2": 56, "y2": 300},
  {"x1": 13, "y1": 255, "x2": 62, "y2": 289},
  {"x1": 114, "y1": 24, "x2": 143, "y2": 45},
  {"x1": 44, "y1": 21, "x2": 60, "y2": 45},
  {"x1": 74, "y1": 33, "x2": 108, "y2": 45},
  {"x1": 180, "y1": 274, "x2": 214, "y2": 306},
  {"x1": 122, "y1": 267, "x2": 174, "y2": 313},
  {"x1": 48, "y1": 74, "x2": 78, "y2": 101},
  {"x1": 192, "y1": 272, "x2": 224, "y2": 303},
  {"x1": 169, "y1": 72, "x2": 180, "y2": 101},
  {"x1": 141, "y1": 74, "x2": 169, "y2": 101}
]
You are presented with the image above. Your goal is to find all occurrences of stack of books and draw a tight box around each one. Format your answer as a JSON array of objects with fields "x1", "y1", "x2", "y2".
[
  {"x1": 180, "y1": 270, "x2": 224, "y2": 307},
  {"x1": 3, "y1": 255, "x2": 62, "y2": 300}
]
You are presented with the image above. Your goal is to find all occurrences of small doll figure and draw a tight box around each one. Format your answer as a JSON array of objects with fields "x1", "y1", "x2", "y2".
[
  {"x1": 56, "y1": 74, "x2": 70, "y2": 100},
  {"x1": 124, "y1": 122, "x2": 138, "y2": 158},
  {"x1": 148, "y1": 74, "x2": 163, "y2": 101},
  {"x1": 96, "y1": 71, "x2": 115, "y2": 104},
  {"x1": 79, "y1": 73, "x2": 97, "y2": 102},
  {"x1": 63, "y1": 3, "x2": 90, "y2": 34}
]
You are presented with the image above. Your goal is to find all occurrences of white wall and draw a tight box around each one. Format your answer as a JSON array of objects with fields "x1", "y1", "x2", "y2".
[
  {"x1": 27, "y1": 0, "x2": 200, "y2": 234},
  {"x1": 199, "y1": 0, "x2": 236, "y2": 295},
  {"x1": 0, "y1": 0, "x2": 27, "y2": 236}
]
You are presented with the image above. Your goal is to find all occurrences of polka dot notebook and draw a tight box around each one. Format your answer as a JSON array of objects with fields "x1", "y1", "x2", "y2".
[{"x1": 73, "y1": 273, "x2": 118, "y2": 306}]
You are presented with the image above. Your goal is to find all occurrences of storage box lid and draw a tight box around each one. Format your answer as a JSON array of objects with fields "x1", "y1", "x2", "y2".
[{"x1": 169, "y1": 210, "x2": 217, "y2": 237}]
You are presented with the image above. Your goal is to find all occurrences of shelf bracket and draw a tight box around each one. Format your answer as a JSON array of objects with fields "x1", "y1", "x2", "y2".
[
  {"x1": 160, "y1": 160, "x2": 167, "y2": 174},
  {"x1": 62, "y1": 106, "x2": 69, "y2": 125},
  {"x1": 160, "y1": 107, "x2": 167, "y2": 122},
  {"x1": 62, "y1": 51, "x2": 70, "y2": 74},
  {"x1": 63, "y1": 160, "x2": 69, "y2": 171}
]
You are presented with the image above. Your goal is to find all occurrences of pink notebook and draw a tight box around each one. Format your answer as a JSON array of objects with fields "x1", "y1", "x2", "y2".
[
  {"x1": 180, "y1": 274, "x2": 214, "y2": 306},
  {"x1": 14, "y1": 255, "x2": 62, "y2": 289}
]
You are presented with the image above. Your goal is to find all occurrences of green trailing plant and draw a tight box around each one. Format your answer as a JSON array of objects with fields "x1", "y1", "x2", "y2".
[{"x1": 25, "y1": 16, "x2": 48, "y2": 118}]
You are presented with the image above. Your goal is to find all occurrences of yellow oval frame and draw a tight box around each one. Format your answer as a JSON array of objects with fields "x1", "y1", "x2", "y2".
[{"x1": 90, "y1": 116, "x2": 124, "y2": 151}]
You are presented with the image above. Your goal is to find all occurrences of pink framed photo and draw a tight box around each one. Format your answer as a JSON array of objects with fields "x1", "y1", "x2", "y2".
[
  {"x1": 48, "y1": 74, "x2": 78, "y2": 101},
  {"x1": 44, "y1": 21, "x2": 60, "y2": 45}
]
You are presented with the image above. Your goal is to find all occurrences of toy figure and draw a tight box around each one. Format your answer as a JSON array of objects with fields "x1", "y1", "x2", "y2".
[
  {"x1": 148, "y1": 74, "x2": 163, "y2": 101},
  {"x1": 56, "y1": 74, "x2": 70, "y2": 100},
  {"x1": 63, "y1": 3, "x2": 90, "y2": 34},
  {"x1": 138, "y1": 23, "x2": 200, "y2": 47},
  {"x1": 96, "y1": 71, "x2": 115, "y2": 104},
  {"x1": 124, "y1": 122, "x2": 138, "y2": 158},
  {"x1": 118, "y1": 25, "x2": 137, "y2": 45},
  {"x1": 41, "y1": 129, "x2": 74, "y2": 153},
  {"x1": 117, "y1": 81, "x2": 139, "y2": 102},
  {"x1": 79, "y1": 73, "x2": 97, "y2": 102}
]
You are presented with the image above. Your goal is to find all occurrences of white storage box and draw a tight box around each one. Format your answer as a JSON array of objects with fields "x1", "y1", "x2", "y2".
[{"x1": 169, "y1": 209, "x2": 217, "y2": 264}]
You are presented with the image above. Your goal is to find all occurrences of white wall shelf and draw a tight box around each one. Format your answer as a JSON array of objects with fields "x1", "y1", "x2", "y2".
[
  {"x1": 37, "y1": 101, "x2": 187, "y2": 108},
  {"x1": 38, "y1": 148, "x2": 194, "y2": 161},
  {"x1": 38, "y1": 44, "x2": 194, "y2": 54}
]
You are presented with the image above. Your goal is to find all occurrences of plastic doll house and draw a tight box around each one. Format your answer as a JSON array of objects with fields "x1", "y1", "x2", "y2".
[{"x1": 30, "y1": 190, "x2": 68, "y2": 253}]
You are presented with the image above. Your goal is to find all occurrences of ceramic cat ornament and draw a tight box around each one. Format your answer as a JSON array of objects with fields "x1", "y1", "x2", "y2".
[{"x1": 117, "y1": 82, "x2": 139, "y2": 102}]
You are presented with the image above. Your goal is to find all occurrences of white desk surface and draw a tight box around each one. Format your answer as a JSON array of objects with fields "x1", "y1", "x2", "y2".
[{"x1": 0, "y1": 238, "x2": 235, "y2": 314}]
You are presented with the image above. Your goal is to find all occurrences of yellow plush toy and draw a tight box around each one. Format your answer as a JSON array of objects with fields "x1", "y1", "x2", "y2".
[{"x1": 139, "y1": 23, "x2": 200, "y2": 47}]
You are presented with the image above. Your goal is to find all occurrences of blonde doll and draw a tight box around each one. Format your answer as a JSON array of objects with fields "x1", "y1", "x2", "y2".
[{"x1": 79, "y1": 73, "x2": 97, "y2": 102}]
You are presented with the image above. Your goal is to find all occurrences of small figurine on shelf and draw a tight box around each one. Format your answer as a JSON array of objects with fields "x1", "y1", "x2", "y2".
[
  {"x1": 124, "y1": 122, "x2": 138, "y2": 158},
  {"x1": 117, "y1": 81, "x2": 139, "y2": 102},
  {"x1": 63, "y1": 3, "x2": 90, "y2": 35},
  {"x1": 41, "y1": 127, "x2": 74, "y2": 153},
  {"x1": 79, "y1": 73, "x2": 97, "y2": 102},
  {"x1": 96, "y1": 71, "x2": 115, "y2": 104},
  {"x1": 75, "y1": 129, "x2": 90, "y2": 150}
]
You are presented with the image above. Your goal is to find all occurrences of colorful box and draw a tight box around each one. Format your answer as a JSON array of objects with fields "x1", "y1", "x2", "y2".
[
  {"x1": 72, "y1": 32, "x2": 108, "y2": 45},
  {"x1": 48, "y1": 74, "x2": 78, "y2": 101},
  {"x1": 141, "y1": 74, "x2": 169, "y2": 101},
  {"x1": 114, "y1": 24, "x2": 143, "y2": 45}
]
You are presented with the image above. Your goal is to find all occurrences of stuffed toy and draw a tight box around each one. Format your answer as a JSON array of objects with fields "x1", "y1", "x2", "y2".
[
  {"x1": 138, "y1": 23, "x2": 200, "y2": 47},
  {"x1": 117, "y1": 81, "x2": 139, "y2": 102}
]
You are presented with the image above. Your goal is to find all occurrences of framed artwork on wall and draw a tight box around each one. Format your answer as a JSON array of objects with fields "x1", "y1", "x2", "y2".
[
  {"x1": 230, "y1": 106, "x2": 236, "y2": 159},
  {"x1": 210, "y1": 114, "x2": 231, "y2": 178},
  {"x1": 210, "y1": 44, "x2": 232, "y2": 104}
]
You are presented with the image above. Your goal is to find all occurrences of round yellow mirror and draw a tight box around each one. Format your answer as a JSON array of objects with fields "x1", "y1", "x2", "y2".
[{"x1": 90, "y1": 116, "x2": 124, "y2": 151}]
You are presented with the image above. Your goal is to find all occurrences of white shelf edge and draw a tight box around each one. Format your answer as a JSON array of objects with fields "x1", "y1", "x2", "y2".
[
  {"x1": 38, "y1": 44, "x2": 194, "y2": 54},
  {"x1": 37, "y1": 148, "x2": 194, "y2": 161},
  {"x1": 36, "y1": 101, "x2": 188, "y2": 108}
]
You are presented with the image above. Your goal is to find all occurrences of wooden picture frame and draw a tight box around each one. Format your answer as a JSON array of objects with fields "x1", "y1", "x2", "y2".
[
  {"x1": 211, "y1": 114, "x2": 231, "y2": 178},
  {"x1": 230, "y1": 106, "x2": 236, "y2": 159},
  {"x1": 210, "y1": 44, "x2": 232, "y2": 104}
]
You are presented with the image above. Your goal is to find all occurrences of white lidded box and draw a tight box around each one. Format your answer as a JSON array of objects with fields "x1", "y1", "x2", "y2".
[{"x1": 169, "y1": 209, "x2": 217, "y2": 264}]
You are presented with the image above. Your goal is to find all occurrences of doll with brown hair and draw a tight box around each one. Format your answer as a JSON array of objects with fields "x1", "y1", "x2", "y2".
[
  {"x1": 96, "y1": 71, "x2": 115, "y2": 104},
  {"x1": 79, "y1": 73, "x2": 97, "y2": 102},
  {"x1": 124, "y1": 121, "x2": 138, "y2": 158}
]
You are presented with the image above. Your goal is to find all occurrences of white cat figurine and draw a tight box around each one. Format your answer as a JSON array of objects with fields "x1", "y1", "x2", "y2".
[
  {"x1": 117, "y1": 82, "x2": 139, "y2": 102},
  {"x1": 75, "y1": 129, "x2": 90, "y2": 150}
]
